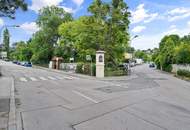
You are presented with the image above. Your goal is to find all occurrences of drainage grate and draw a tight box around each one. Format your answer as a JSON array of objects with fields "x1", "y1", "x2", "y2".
[
  {"x1": 95, "y1": 86, "x2": 128, "y2": 93},
  {"x1": 0, "y1": 98, "x2": 10, "y2": 112}
]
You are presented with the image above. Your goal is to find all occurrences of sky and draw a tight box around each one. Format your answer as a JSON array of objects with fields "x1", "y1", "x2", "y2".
[{"x1": 1, "y1": 0, "x2": 190, "y2": 50}]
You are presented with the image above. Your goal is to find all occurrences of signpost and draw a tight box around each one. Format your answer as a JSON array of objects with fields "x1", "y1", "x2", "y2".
[{"x1": 86, "y1": 55, "x2": 93, "y2": 76}]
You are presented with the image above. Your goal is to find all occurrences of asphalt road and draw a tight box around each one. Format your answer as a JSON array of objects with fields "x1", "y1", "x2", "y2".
[{"x1": 1, "y1": 60, "x2": 190, "y2": 130}]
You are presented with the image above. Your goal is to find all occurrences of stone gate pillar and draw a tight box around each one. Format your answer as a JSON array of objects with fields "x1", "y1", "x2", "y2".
[{"x1": 96, "y1": 51, "x2": 105, "y2": 78}]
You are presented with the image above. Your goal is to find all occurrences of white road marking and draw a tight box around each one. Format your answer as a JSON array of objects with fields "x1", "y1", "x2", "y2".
[
  {"x1": 19, "y1": 77, "x2": 27, "y2": 82},
  {"x1": 29, "y1": 77, "x2": 38, "y2": 81},
  {"x1": 72, "y1": 90, "x2": 99, "y2": 104},
  {"x1": 55, "y1": 76, "x2": 64, "y2": 80},
  {"x1": 47, "y1": 76, "x2": 57, "y2": 80},
  {"x1": 64, "y1": 76, "x2": 73, "y2": 80},
  {"x1": 39, "y1": 77, "x2": 47, "y2": 81}
]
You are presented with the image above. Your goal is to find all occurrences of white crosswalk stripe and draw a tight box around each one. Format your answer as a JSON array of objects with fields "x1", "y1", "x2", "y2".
[
  {"x1": 39, "y1": 77, "x2": 47, "y2": 80},
  {"x1": 54, "y1": 76, "x2": 64, "y2": 80},
  {"x1": 29, "y1": 77, "x2": 38, "y2": 81},
  {"x1": 18, "y1": 75, "x2": 77, "y2": 82},
  {"x1": 64, "y1": 76, "x2": 73, "y2": 80},
  {"x1": 19, "y1": 77, "x2": 27, "y2": 82},
  {"x1": 47, "y1": 76, "x2": 57, "y2": 80}
]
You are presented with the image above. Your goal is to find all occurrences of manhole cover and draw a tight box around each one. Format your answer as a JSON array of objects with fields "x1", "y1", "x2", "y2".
[
  {"x1": 95, "y1": 86, "x2": 128, "y2": 93},
  {"x1": 148, "y1": 78, "x2": 167, "y2": 80},
  {"x1": 0, "y1": 98, "x2": 10, "y2": 112}
]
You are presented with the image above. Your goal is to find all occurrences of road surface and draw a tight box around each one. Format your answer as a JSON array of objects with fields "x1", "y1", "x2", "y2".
[{"x1": 1, "y1": 60, "x2": 190, "y2": 130}]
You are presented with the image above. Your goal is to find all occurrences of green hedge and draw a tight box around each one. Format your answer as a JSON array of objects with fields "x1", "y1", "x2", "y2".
[
  {"x1": 177, "y1": 69, "x2": 190, "y2": 77},
  {"x1": 76, "y1": 63, "x2": 96, "y2": 76},
  {"x1": 105, "y1": 67, "x2": 127, "y2": 77},
  {"x1": 76, "y1": 62, "x2": 84, "y2": 74}
]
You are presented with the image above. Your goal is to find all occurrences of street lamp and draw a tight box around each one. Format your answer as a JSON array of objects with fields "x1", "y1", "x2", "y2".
[
  {"x1": 129, "y1": 35, "x2": 139, "y2": 47},
  {"x1": 0, "y1": 25, "x2": 20, "y2": 44},
  {"x1": 0, "y1": 25, "x2": 20, "y2": 59}
]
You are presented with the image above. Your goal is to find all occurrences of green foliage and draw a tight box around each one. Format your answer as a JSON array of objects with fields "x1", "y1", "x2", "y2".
[
  {"x1": 177, "y1": 69, "x2": 190, "y2": 78},
  {"x1": 59, "y1": 0, "x2": 130, "y2": 64},
  {"x1": 30, "y1": 6, "x2": 73, "y2": 63},
  {"x1": 134, "y1": 50, "x2": 150, "y2": 62},
  {"x1": 174, "y1": 43, "x2": 190, "y2": 64},
  {"x1": 105, "y1": 67, "x2": 127, "y2": 76},
  {"x1": 0, "y1": 0, "x2": 27, "y2": 18},
  {"x1": 75, "y1": 62, "x2": 96, "y2": 76},
  {"x1": 83, "y1": 64, "x2": 91, "y2": 75},
  {"x1": 76, "y1": 63, "x2": 84, "y2": 74},
  {"x1": 153, "y1": 34, "x2": 190, "y2": 72},
  {"x1": 3, "y1": 28, "x2": 10, "y2": 57},
  {"x1": 10, "y1": 41, "x2": 32, "y2": 61},
  {"x1": 153, "y1": 35, "x2": 180, "y2": 71}
]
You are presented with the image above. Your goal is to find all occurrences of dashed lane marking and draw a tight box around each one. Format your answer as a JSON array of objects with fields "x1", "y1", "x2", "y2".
[
  {"x1": 29, "y1": 77, "x2": 38, "y2": 81},
  {"x1": 19, "y1": 77, "x2": 27, "y2": 82},
  {"x1": 72, "y1": 90, "x2": 99, "y2": 104},
  {"x1": 39, "y1": 77, "x2": 47, "y2": 80},
  {"x1": 47, "y1": 76, "x2": 57, "y2": 80}
]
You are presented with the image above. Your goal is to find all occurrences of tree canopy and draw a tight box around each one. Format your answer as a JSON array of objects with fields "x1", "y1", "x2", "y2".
[
  {"x1": 3, "y1": 28, "x2": 10, "y2": 56},
  {"x1": 0, "y1": 0, "x2": 27, "y2": 18},
  {"x1": 153, "y1": 34, "x2": 190, "y2": 72},
  {"x1": 30, "y1": 6, "x2": 73, "y2": 64},
  {"x1": 59, "y1": 0, "x2": 130, "y2": 64}
]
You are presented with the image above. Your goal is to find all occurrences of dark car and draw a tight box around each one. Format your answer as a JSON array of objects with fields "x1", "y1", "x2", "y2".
[
  {"x1": 24, "y1": 62, "x2": 32, "y2": 67},
  {"x1": 12, "y1": 60, "x2": 18, "y2": 64},
  {"x1": 149, "y1": 63, "x2": 155, "y2": 68}
]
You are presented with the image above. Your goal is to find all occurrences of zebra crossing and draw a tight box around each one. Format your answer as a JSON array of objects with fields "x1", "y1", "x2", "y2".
[{"x1": 18, "y1": 75, "x2": 78, "y2": 82}]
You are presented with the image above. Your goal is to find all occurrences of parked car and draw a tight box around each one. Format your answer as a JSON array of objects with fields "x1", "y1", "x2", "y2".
[
  {"x1": 12, "y1": 60, "x2": 18, "y2": 64},
  {"x1": 149, "y1": 63, "x2": 155, "y2": 68},
  {"x1": 21, "y1": 61, "x2": 26, "y2": 66},
  {"x1": 16, "y1": 61, "x2": 21, "y2": 65},
  {"x1": 23, "y1": 62, "x2": 32, "y2": 67}
]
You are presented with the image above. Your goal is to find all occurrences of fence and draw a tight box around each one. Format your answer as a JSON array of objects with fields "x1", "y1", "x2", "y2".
[
  {"x1": 59, "y1": 63, "x2": 77, "y2": 71},
  {"x1": 172, "y1": 64, "x2": 190, "y2": 73}
]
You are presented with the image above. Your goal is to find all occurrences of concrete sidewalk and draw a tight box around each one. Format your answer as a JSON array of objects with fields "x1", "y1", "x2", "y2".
[{"x1": 0, "y1": 77, "x2": 13, "y2": 130}]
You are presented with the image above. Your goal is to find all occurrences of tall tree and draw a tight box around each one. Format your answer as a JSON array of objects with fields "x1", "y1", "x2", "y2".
[
  {"x1": 30, "y1": 6, "x2": 73, "y2": 64},
  {"x1": 90, "y1": 0, "x2": 130, "y2": 64},
  {"x1": 0, "y1": 0, "x2": 27, "y2": 19},
  {"x1": 3, "y1": 28, "x2": 10, "y2": 57}
]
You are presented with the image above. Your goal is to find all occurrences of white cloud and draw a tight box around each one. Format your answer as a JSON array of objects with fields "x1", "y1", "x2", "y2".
[
  {"x1": 0, "y1": 18, "x2": 4, "y2": 26},
  {"x1": 131, "y1": 4, "x2": 159, "y2": 24},
  {"x1": 167, "y1": 7, "x2": 190, "y2": 22},
  {"x1": 30, "y1": 0, "x2": 62, "y2": 13},
  {"x1": 30, "y1": 0, "x2": 83, "y2": 13},
  {"x1": 131, "y1": 26, "x2": 190, "y2": 50},
  {"x1": 132, "y1": 26, "x2": 146, "y2": 33},
  {"x1": 188, "y1": 21, "x2": 190, "y2": 27},
  {"x1": 168, "y1": 8, "x2": 190, "y2": 15},
  {"x1": 144, "y1": 13, "x2": 158, "y2": 23},
  {"x1": 72, "y1": 0, "x2": 84, "y2": 6},
  {"x1": 61, "y1": 6, "x2": 75, "y2": 13},
  {"x1": 20, "y1": 22, "x2": 39, "y2": 34}
]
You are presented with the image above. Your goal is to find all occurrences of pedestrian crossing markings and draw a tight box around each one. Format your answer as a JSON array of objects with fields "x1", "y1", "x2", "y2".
[{"x1": 19, "y1": 76, "x2": 76, "y2": 82}]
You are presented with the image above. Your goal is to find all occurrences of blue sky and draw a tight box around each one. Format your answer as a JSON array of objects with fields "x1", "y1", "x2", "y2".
[{"x1": 1, "y1": 0, "x2": 190, "y2": 50}]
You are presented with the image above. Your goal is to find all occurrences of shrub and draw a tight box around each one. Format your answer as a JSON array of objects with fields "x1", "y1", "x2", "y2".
[
  {"x1": 105, "y1": 67, "x2": 127, "y2": 77},
  {"x1": 92, "y1": 64, "x2": 96, "y2": 76},
  {"x1": 76, "y1": 62, "x2": 84, "y2": 74},
  {"x1": 177, "y1": 69, "x2": 190, "y2": 77},
  {"x1": 83, "y1": 63, "x2": 91, "y2": 75},
  {"x1": 163, "y1": 64, "x2": 172, "y2": 72}
]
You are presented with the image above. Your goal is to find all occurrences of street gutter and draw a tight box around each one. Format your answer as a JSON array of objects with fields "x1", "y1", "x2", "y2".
[{"x1": 8, "y1": 77, "x2": 16, "y2": 130}]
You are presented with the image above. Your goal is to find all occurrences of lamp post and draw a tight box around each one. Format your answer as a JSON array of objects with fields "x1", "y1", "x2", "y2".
[
  {"x1": 127, "y1": 35, "x2": 139, "y2": 74},
  {"x1": 0, "y1": 25, "x2": 20, "y2": 44}
]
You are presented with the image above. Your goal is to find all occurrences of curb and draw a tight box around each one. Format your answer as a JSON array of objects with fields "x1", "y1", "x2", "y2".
[
  {"x1": 33, "y1": 65, "x2": 96, "y2": 80},
  {"x1": 8, "y1": 77, "x2": 16, "y2": 130}
]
